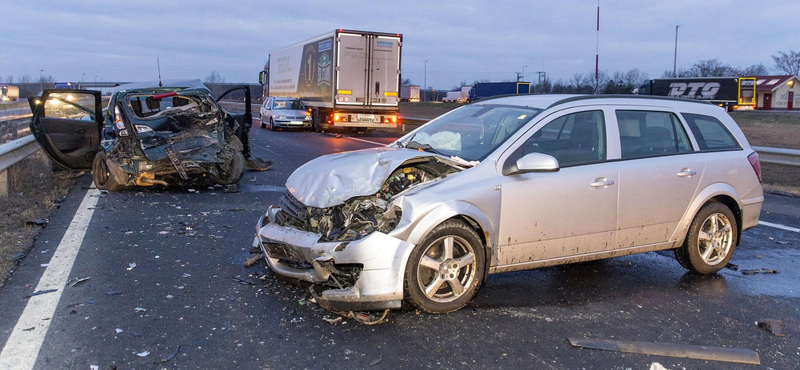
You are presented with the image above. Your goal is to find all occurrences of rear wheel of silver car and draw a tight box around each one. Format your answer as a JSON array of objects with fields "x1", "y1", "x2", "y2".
[
  {"x1": 675, "y1": 201, "x2": 737, "y2": 274},
  {"x1": 92, "y1": 151, "x2": 121, "y2": 191},
  {"x1": 404, "y1": 220, "x2": 485, "y2": 313}
]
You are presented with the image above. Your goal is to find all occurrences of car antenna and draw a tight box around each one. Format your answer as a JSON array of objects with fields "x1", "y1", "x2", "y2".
[{"x1": 157, "y1": 57, "x2": 162, "y2": 87}]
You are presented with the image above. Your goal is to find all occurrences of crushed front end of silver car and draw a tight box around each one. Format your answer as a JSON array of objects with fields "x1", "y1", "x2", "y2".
[{"x1": 253, "y1": 148, "x2": 463, "y2": 311}]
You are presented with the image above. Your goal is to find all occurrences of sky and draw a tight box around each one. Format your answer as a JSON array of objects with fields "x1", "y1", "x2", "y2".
[{"x1": 2, "y1": 0, "x2": 798, "y2": 89}]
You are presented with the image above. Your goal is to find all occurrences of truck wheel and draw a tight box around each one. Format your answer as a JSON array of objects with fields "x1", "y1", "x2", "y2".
[
  {"x1": 92, "y1": 152, "x2": 122, "y2": 191},
  {"x1": 214, "y1": 151, "x2": 245, "y2": 185},
  {"x1": 675, "y1": 201, "x2": 738, "y2": 274},
  {"x1": 311, "y1": 112, "x2": 321, "y2": 132},
  {"x1": 404, "y1": 220, "x2": 485, "y2": 313}
]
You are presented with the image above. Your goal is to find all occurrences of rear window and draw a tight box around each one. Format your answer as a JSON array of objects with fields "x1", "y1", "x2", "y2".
[
  {"x1": 681, "y1": 113, "x2": 740, "y2": 151},
  {"x1": 128, "y1": 93, "x2": 218, "y2": 119}
]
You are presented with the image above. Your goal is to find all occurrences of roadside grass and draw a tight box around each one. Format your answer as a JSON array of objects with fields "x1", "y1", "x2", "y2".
[{"x1": 0, "y1": 152, "x2": 77, "y2": 286}]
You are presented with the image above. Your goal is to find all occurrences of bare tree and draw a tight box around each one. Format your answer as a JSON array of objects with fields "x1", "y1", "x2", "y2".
[
  {"x1": 401, "y1": 78, "x2": 412, "y2": 86},
  {"x1": 472, "y1": 79, "x2": 490, "y2": 85},
  {"x1": 18, "y1": 75, "x2": 32, "y2": 84},
  {"x1": 623, "y1": 68, "x2": 649, "y2": 87},
  {"x1": 731, "y1": 64, "x2": 769, "y2": 76},
  {"x1": 772, "y1": 50, "x2": 800, "y2": 76},
  {"x1": 204, "y1": 71, "x2": 226, "y2": 97},
  {"x1": 4, "y1": 75, "x2": 12, "y2": 84},
  {"x1": 689, "y1": 59, "x2": 735, "y2": 77}
]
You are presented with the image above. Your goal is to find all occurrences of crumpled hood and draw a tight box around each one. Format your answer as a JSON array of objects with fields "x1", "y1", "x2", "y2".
[{"x1": 286, "y1": 147, "x2": 455, "y2": 208}]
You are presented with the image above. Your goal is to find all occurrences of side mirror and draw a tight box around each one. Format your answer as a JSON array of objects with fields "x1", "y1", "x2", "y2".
[{"x1": 515, "y1": 152, "x2": 559, "y2": 174}]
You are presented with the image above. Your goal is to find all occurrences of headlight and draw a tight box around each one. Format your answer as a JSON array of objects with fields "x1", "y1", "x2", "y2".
[
  {"x1": 134, "y1": 125, "x2": 153, "y2": 133},
  {"x1": 277, "y1": 115, "x2": 286, "y2": 120},
  {"x1": 304, "y1": 115, "x2": 311, "y2": 120}
]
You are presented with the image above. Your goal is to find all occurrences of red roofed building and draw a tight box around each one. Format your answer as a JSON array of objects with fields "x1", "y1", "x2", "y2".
[{"x1": 751, "y1": 75, "x2": 799, "y2": 110}]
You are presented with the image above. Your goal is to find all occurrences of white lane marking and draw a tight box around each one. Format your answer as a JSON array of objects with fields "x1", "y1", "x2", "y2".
[
  {"x1": 323, "y1": 133, "x2": 387, "y2": 147},
  {"x1": 0, "y1": 187, "x2": 100, "y2": 370},
  {"x1": 759, "y1": 221, "x2": 800, "y2": 233}
]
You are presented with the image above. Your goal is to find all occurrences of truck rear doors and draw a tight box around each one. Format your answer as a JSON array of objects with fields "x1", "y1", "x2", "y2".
[{"x1": 334, "y1": 31, "x2": 401, "y2": 108}]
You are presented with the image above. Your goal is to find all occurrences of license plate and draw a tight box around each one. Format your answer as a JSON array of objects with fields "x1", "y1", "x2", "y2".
[
  {"x1": 356, "y1": 114, "x2": 376, "y2": 122},
  {"x1": 290, "y1": 121, "x2": 303, "y2": 125}
]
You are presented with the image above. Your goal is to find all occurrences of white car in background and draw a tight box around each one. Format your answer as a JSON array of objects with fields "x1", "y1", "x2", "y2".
[{"x1": 260, "y1": 97, "x2": 312, "y2": 130}]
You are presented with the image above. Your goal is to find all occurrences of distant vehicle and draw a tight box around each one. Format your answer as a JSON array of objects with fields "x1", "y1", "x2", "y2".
[
  {"x1": 400, "y1": 85, "x2": 420, "y2": 102},
  {"x1": 442, "y1": 91, "x2": 461, "y2": 103},
  {"x1": 259, "y1": 29, "x2": 402, "y2": 134},
  {"x1": 468, "y1": 82, "x2": 531, "y2": 101},
  {"x1": 442, "y1": 86, "x2": 472, "y2": 103},
  {"x1": 638, "y1": 77, "x2": 756, "y2": 111},
  {"x1": 260, "y1": 97, "x2": 312, "y2": 130},
  {"x1": 54, "y1": 82, "x2": 76, "y2": 89},
  {"x1": 0, "y1": 85, "x2": 19, "y2": 101},
  {"x1": 29, "y1": 80, "x2": 251, "y2": 191}
]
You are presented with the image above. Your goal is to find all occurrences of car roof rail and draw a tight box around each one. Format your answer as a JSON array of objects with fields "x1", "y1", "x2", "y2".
[{"x1": 548, "y1": 94, "x2": 714, "y2": 109}]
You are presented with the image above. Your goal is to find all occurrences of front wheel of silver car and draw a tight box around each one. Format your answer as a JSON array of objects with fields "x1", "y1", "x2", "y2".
[
  {"x1": 675, "y1": 201, "x2": 738, "y2": 274},
  {"x1": 404, "y1": 220, "x2": 485, "y2": 313}
]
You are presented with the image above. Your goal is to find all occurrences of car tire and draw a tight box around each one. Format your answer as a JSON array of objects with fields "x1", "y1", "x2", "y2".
[
  {"x1": 92, "y1": 151, "x2": 122, "y2": 191},
  {"x1": 404, "y1": 219, "x2": 485, "y2": 313},
  {"x1": 214, "y1": 150, "x2": 245, "y2": 185},
  {"x1": 260, "y1": 114, "x2": 266, "y2": 129},
  {"x1": 269, "y1": 117, "x2": 275, "y2": 131},
  {"x1": 675, "y1": 201, "x2": 738, "y2": 274}
]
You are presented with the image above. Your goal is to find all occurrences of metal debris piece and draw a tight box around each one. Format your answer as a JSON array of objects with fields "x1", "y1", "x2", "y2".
[
  {"x1": 8, "y1": 253, "x2": 24, "y2": 262},
  {"x1": 724, "y1": 263, "x2": 738, "y2": 271},
  {"x1": 127, "y1": 262, "x2": 137, "y2": 271},
  {"x1": 136, "y1": 351, "x2": 150, "y2": 357},
  {"x1": 115, "y1": 328, "x2": 123, "y2": 334},
  {"x1": 26, "y1": 219, "x2": 48, "y2": 226},
  {"x1": 346, "y1": 309, "x2": 390, "y2": 326},
  {"x1": 741, "y1": 268, "x2": 779, "y2": 275},
  {"x1": 68, "y1": 276, "x2": 91, "y2": 287},
  {"x1": 25, "y1": 289, "x2": 58, "y2": 298},
  {"x1": 756, "y1": 319, "x2": 786, "y2": 337},
  {"x1": 224, "y1": 184, "x2": 238, "y2": 193},
  {"x1": 567, "y1": 337, "x2": 760, "y2": 365},
  {"x1": 232, "y1": 275, "x2": 253, "y2": 285},
  {"x1": 649, "y1": 363, "x2": 668, "y2": 370},
  {"x1": 135, "y1": 307, "x2": 148, "y2": 313},
  {"x1": 106, "y1": 290, "x2": 122, "y2": 295},
  {"x1": 322, "y1": 316, "x2": 342, "y2": 325},
  {"x1": 244, "y1": 254, "x2": 262, "y2": 267},
  {"x1": 369, "y1": 357, "x2": 383, "y2": 367},
  {"x1": 159, "y1": 345, "x2": 181, "y2": 363}
]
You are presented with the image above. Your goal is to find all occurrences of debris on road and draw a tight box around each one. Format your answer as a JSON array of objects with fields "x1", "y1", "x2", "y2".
[
  {"x1": 25, "y1": 289, "x2": 58, "y2": 298},
  {"x1": 224, "y1": 184, "x2": 238, "y2": 193},
  {"x1": 567, "y1": 337, "x2": 760, "y2": 365},
  {"x1": 341, "y1": 310, "x2": 391, "y2": 326},
  {"x1": 67, "y1": 276, "x2": 90, "y2": 287},
  {"x1": 369, "y1": 357, "x2": 383, "y2": 367},
  {"x1": 136, "y1": 351, "x2": 150, "y2": 357},
  {"x1": 106, "y1": 290, "x2": 122, "y2": 295},
  {"x1": 649, "y1": 363, "x2": 669, "y2": 370},
  {"x1": 134, "y1": 307, "x2": 148, "y2": 313},
  {"x1": 724, "y1": 263, "x2": 738, "y2": 271},
  {"x1": 8, "y1": 252, "x2": 25, "y2": 262},
  {"x1": 126, "y1": 262, "x2": 137, "y2": 271},
  {"x1": 115, "y1": 328, "x2": 123, "y2": 334},
  {"x1": 232, "y1": 275, "x2": 254, "y2": 285},
  {"x1": 322, "y1": 316, "x2": 342, "y2": 325},
  {"x1": 741, "y1": 268, "x2": 779, "y2": 275},
  {"x1": 756, "y1": 319, "x2": 786, "y2": 337},
  {"x1": 26, "y1": 219, "x2": 48, "y2": 227},
  {"x1": 158, "y1": 345, "x2": 181, "y2": 363},
  {"x1": 244, "y1": 254, "x2": 263, "y2": 267}
]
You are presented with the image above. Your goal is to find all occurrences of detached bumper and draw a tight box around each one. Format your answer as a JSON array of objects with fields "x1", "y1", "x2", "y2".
[{"x1": 253, "y1": 207, "x2": 415, "y2": 311}]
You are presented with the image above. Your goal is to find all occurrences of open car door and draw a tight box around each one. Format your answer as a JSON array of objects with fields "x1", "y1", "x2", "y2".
[
  {"x1": 216, "y1": 85, "x2": 251, "y2": 140},
  {"x1": 29, "y1": 89, "x2": 103, "y2": 170}
]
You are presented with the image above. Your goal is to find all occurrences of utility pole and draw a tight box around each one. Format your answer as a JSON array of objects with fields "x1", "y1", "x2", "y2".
[
  {"x1": 39, "y1": 69, "x2": 44, "y2": 93},
  {"x1": 81, "y1": 73, "x2": 85, "y2": 88},
  {"x1": 424, "y1": 60, "x2": 429, "y2": 102},
  {"x1": 595, "y1": 0, "x2": 600, "y2": 93},
  {"x1": 673, "y1": 25, "x2": 680, "y2": 78},
  {"x1": 516, "y1": 72, "x2": 522, "y2": 82}
]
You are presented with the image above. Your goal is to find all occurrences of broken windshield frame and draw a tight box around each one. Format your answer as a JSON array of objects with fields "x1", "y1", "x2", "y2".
[
  {"x1": 400, "y1": 104, "x2": 543, "y2": 162},
  {"x1": 125, "y1": 91, "x2": 219, "y2": 120}
]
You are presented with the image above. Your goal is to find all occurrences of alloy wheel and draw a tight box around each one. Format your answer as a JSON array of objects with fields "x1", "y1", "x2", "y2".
[
  {"x1": 697, "y1": 213, "x2": 733, "y2": 266},
  {"x1": 416, "y1": 235, "x2": 477, "y2": 303}
]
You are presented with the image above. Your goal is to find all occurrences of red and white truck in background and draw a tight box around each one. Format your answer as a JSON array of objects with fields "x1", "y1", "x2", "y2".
[{"x1": 260, "y1": 29, "x2": 402, "y2": 134}]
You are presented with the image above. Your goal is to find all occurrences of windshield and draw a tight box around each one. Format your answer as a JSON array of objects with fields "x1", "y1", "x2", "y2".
[
  {"x1": 400, "y1": 104, "x2": 543, "y2": 161},
  {"x1": 127, "y1": 91, "x2": 218, "y2": 119},
  {"x1": 273, "y1": 100, "x2": 305, "y2": 110}
]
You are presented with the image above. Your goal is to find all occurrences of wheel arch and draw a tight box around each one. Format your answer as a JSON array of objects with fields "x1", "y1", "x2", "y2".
[{"x1": 674, "y1": 183, "x2": 744, "y2": 247}]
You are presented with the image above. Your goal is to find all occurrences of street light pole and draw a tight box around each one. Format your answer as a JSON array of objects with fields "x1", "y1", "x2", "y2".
[
  {"x1": 39, "y1": 69, "x2": 44, "y2": 93},
  {"x1": 424, "y1": 60, "x2": 429, "y2": 102},
  {"x1": 673, "y1": 25, "x2": 680, "y2": 78},
  {"x1": 81, "y1": 73, "x2": 85, "y2": 88}
]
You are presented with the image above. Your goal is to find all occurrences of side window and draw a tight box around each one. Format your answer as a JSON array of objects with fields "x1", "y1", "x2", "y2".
[
  {"x1": 616, "y1": 110, "x2": 692, "y2": 159},
  {"x1": 681, "y1": 113, "x2": 740, "y2": 151},
  {"x1": 520, "y1": 110, "x2": 606, "y2": 167}
]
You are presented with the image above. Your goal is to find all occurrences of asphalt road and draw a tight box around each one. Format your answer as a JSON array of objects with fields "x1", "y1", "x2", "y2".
[{"x1": 0, "y1": 121, "x2": 799, "y2": 369}]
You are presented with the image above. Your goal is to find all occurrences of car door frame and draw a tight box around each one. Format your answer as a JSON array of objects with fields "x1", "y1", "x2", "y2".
[
  {"x1": 492, "y1": 105, "x2": 623, "y2": 271},
  {"x1": 607, "y1": 104, "x2": 706, "y2": 250},
  {"x1": 29, "y1": 89, "x2": 103, "y2": 170},
  {"x1": 216, "y1": 85, "x2": 252, "y2": 137}
]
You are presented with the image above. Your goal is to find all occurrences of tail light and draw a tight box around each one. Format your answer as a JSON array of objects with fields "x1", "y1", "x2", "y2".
[{"x1": 747, "y1": 152, "x2": 762, "y2": 183}]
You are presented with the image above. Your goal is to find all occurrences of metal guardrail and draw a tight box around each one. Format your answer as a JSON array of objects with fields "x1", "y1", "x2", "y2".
[
  {"x1": 752, "y1": 146, "x2": 800, "y2": 167},
  {"x1": 0, "y1": 136, "x2": 39, "y2": 172}
]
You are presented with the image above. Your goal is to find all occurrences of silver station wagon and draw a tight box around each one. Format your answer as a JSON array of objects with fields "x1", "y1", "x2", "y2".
[{"x1": 254, "y1": 95, "x2": 763, "y2": 314}]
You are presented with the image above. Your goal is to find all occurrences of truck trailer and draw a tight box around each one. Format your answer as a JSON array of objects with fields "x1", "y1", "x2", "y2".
[
  {"x1": 468, "y1": 82, "x2": 530, "y2": 101},
  {"x1": 0, "y1": 85, "x2": 19, "y2": 101},
  {"x1": 638, "y1": 77, "x2": 756, "y2": 111},
  {"x1": 400, "y1": 85, "x2": 420, "y2": 102},
  {"x1": 260, "y1": 29, "x2": 402, "y2": 133}
]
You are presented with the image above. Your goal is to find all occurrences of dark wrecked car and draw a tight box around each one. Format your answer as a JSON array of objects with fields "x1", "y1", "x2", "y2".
[{"x1": 29, "y1": 80, "x2": 252, "y2": 190}]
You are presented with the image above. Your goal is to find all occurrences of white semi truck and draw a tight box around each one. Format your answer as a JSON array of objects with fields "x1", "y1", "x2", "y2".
[{"x1": 260, "y1": 29, "x2": 402, "y2": 133}]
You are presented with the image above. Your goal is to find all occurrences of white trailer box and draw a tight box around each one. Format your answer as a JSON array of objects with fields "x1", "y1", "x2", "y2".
[{"x1": 262, "y1": 30, "x2": 403, "y2": 132}]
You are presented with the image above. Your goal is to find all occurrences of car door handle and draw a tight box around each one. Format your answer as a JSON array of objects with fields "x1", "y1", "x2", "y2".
[
  {"x1": 677, "y1": 168, "x2": 697, "y2": 177},
  {"x1": 590, "y1": 177, "x2": 615, "y2": 188}
]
